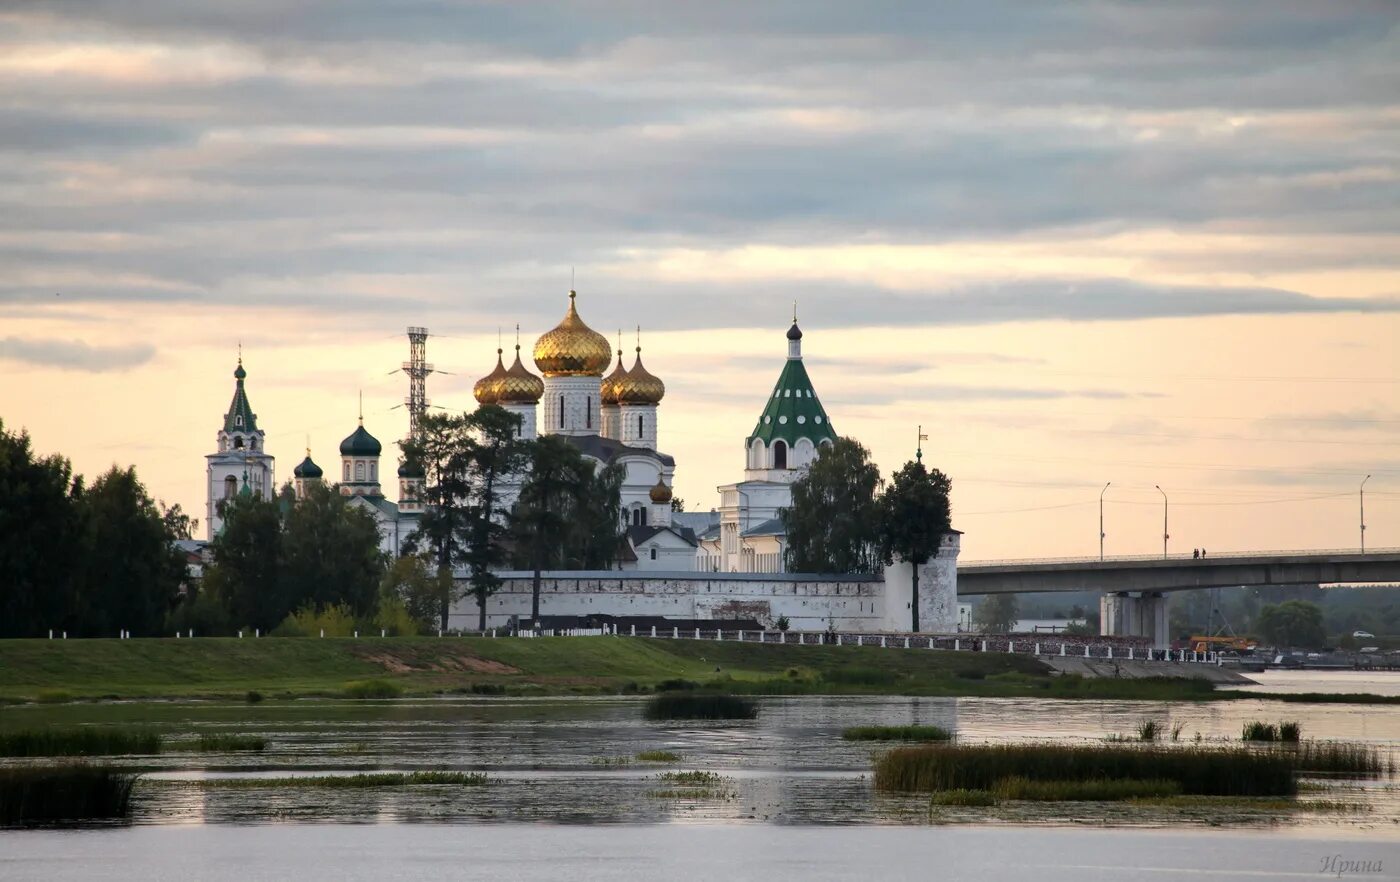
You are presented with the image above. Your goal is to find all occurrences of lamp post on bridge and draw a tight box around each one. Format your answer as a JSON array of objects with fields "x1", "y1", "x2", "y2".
[
  {"x1": 1361, "y1": 474, "x2": 1370, "y2": 553},
  {"x1": 1155, "y1": 485, "x2": 1169, "y2": 559},
  {"x1": 1099, "y1": 481, "x2": 1111, "y2": 561}
]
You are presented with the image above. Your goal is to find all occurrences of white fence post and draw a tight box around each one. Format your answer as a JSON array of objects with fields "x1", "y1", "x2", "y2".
[
  {"x1": 1008, "y1": 640, "x2": 1015, "y2": 653},
  {"x1": 738, "y1": 630, "x2": 744, "y2": 642},
  {"x1": 1060, "y1": 644, "x2": 1066, "y2": 657},
  {"x1": 1084, "y1": 645, "x2": 1090, "y2": 658},
  {"x1": 651, "y1": 626, "x2": 657, "y2": 638},
  {"x1": 904, "y1": 637, "x2": 910, "y2": 649},
  {"x1": 780, "y1": 632, "x2": 786, "y2": 644},
  {"x1": 630, "y1": 625, "x2": 636, "y2": 637},
  {"x1": 980, "y1": 640, "x2": 987, "y2": 652},
  {"x1": 799, "y1": 633, "x2": 805, "y2": 645},
  {"x1": 673, "y1": 627, "x2": 678, "y2": 639},
  {"x1": 1107, "y1": 646, "x2": 1113, "y2": 659},
  {"x1": 880, "y1": 636, "x2": 886, "y2": 648},
  {"x1": 954, "y1": 638, "x2": 960, "y2": 651},
  {"x1": 1034, "y1": 642, "x2": 1040, "y2": 655},
  {"x1": 1128, "y1": 647, "x2": 1134, "y2": 660}
]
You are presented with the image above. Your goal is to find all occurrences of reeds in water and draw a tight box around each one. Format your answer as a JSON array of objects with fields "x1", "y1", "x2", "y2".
[
  {"x1": 0, "y1": 728, "x2": 161, "y2": 758},
  {"x1": 194, "y1": 734, "x2": 267, "y2": 752},
  {"x1": 874, "y1": 743, "x2": 1299, "y2": 797},
  {"x1": 1290, "y1": 742, "x2": 1390, "y2": 777},
  {"x1": 842, "y1": 725, "x2": 952, "y2": 742},
  {"x1": 992, "y1": 776, "x2": 1181, "y2": 801},
  {"x1": 0, "y1": 764, "x2": 138, "y2": 825},
  {"x1": 643, "y1": 692, "x2": 757, "y2": 721},
  {"x1": 929, "y1": 789, "x2": 996, "y2": 806}
]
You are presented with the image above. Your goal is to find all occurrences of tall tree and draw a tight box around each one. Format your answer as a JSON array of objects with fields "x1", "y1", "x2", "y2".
[
  {"x1": 1257, "y1": 600, "x2": 1327, "y2": 649},
  {"x1": 381, "y1": 552, "x2": 449, "y2": 630},
  {"x1": 877, "y1": 458, "x2": 953, "y2": 632},
  {"x1": 510, "y1": 435, "x2": 595, "y2": 624},
  {"x1": 973, "y1": 593, "x2": 1020, "y2": 634},
  {"x1": 73, "y1": 466, "x2": 186, "y2": 637},
  {"x1": 280, "y1": 482, "x2": 385, "y2": 617},
  {"x1": 0, "y1": 420, "x2": 82, "y2": 637},
  {"x1": 401, "y1": 412, "x2": 475, "y2": 629},
  {"x1": 460, "y1": 405, "x2": 528, "y2": 630},
  {"x1": 203, "y1": 492, "x2": 285, "y2": 631},
  {"x1": 566, "y1": 459, "x2": 626, "y2": 569},
  {"x1": 781, "y1": 437, "x2": 882, "y2": 573}
]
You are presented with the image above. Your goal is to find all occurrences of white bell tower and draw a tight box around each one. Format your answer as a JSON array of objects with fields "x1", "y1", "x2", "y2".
[{"x1": 205, "y1": 355, "x2": 275, "y2": 539}]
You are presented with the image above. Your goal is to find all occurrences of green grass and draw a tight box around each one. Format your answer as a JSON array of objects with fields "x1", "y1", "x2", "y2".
[
  {"x1": 197, "y1": 772, "x2": 488, "y2": 788},
  {"x1": 0, "y1": 637, "x2": 1392, "y2": 704},
  {"x1": 992, "y1": 776, "x2": 1181, "y2": 801},
  {"x1": 0, "y1": 764, "x2": 138, "y2": 825},
  {"x1": 343, "y1": 679, "x2": 403, "y2": 699},
  {"x1": 842, "y1": 725, "x2": 952, "y2": 742},
  {"x1": 928, "y1": 788, "x2": 997, "y2": 806},
  {"x1": 644, "y1": 692, "x2": 758, "y2": 721},
  {"x1": 875, "y1": 743, "x2": 1299, "y2": 797},
  {"x1": 0, "y1": 728, "x2": 161, "y2": 757},
  {"x1": 656, "y1": 770, "x2": 725, "y2": 786},
  {"x1": 636, "y1": 750, "x2": 680, "y2": 762}
]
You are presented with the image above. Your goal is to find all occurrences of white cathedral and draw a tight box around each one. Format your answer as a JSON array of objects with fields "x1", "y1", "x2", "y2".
[{"x1": 204, "y1": 291, "x2": 838, "y2": 572}]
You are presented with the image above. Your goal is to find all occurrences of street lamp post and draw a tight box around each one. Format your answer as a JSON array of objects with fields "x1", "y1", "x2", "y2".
[
  {"x1": 1361, "y1": 475, "x2": 1370, "y2": 553},
  {"x1": 1099, "y1": 482, "x2": 1111, "y2": 561},
  {"x1": 1155, "y1": 485, "x2": 1169, "y2": 559}
]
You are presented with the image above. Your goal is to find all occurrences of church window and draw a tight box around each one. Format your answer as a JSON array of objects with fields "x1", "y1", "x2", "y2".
[
  {"x1": 778, "y1": 416, "x2": 787, "y2": 424},
  {"x1": 559, "y1": 396, "x2": 565, "y2": 428},
  {"x1": 586, "y1": 398, "x2": 592, "y2": 429},
  {"x1": 344, "y1": 462, "x2": 350, "y2": 481},
  {"x1": 233, "y1": 437, "x2": 244, "y2": 449},
  {"x1": 223, "y1": 475, "x2": 237, "y2": 498},
  {"x1": 815, "y1": 415, "x2": 823, "y2": 424},
  {"x1": 797, "y1": 416, "x2": 806, "y2": 424},
  {"x1": 637, "y1": 414, "x2": 643, "y2": 437},
  {"x1": 784, "y1": 390, "x2": 790, "y2": 397},
  {"x1": 369, "y1": 462, "x2": 377, "y2": 481},
  {"x1": 773, "y1": 440, "x2": 788, "y2": 469},
  {"x1": 650, "y1": 548, "x2": 657, "y2": 561},
  {"x1": 236, "y1": 415, "x2": 243, "y2": 427},
  {"x1": 355, "y1": 462, "x2": 364, "y2": 481},
  {"x1": 250, "y1": 438, "x2": 258, "y2": 450}
]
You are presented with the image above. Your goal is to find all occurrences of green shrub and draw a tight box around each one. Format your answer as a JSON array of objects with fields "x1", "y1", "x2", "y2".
[
  {"x1": 469, "y1": 683, "x2": 506, "y2": 696},
  {"x1": 1278, "y1": 722, "x2": 1301, "y2": 743},
  {"x1": 0, "y1": 728, "x2": 161, "y2": 758},
  {"x1": 928, "y1": 788, "x2": 996, "y2": 807},
  {"x1": 992, "y1": 776, "x2": 1181, "y2": 801},
  {"x1": 1243, "y1": 721, "x2": 1280, "y2": 742},
  {"x1": 643, "y1": 692, "x2": 757, "y2": 721},
  {"x1": 874, "y1": 743, "x2": 1298, "y2": 797},
  {"x1": 343, "y1": 679, "x2": 402, "y2": 699},
  {"x1": 842, "y1": 725, "x2": 952, "y2": 742},
  {"x1": 654, "y1": 678, "x2": 699, "y2": 692},
  {"x1": 0, "y1": 764, "x2": 139, "y2": 825},
  {"x1": 34, "y1": 690, "x2": 76, "y2": 705},
  {"x1": 245, "y1": 691, "x2": 264, "y2": 704},
  {"x1": 1137, "y1": 720, "x2": 1161, "y2": 742}
]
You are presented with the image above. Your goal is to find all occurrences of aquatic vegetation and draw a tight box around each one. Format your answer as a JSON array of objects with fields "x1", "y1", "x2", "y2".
[
  {"x1": 0, "y1": 764, "x2": 138, "y2": 825},
  {"x1": 1278, "y1": 722, "x2": 1301, "y2": 743},
  {"x1": 1290, "y1": 741, "x2": 1390, "y2": 776},
  {"x1": 1242, "y1": 721, "x2": 1280, "y2": 742},
  {"x1": 636, "y1": 750, "x2": 680, "y2": 762},
  {"x1": 647, "y1": 769, "x2": 734, "y2": 799},
  {"x1": 842, "y1": 725, "x2": 952, "y2": 742},
  {"x1": 654, "y1": 678, "x2": 699, "y2": 692},
  {"x1": 657, "y1": 770, "x2": 724, "y2": 786},
  {"x1": 589, "y1": 756, "x2": 633, "y2": 766},
  {"x1": 192, "y1": 734, "x2": 267, "y2": 752},
  {"x1": 0, "y1": 728, "x2": 161, "y2": 757},
  {"x1": 928, "y1": 789, "x2": 996, "y2": 807},
  {"x1": 1137, "y1": 720, "x2": 1162, "y2": 742},
  {"x1": 874, "y1": 743, "x2": 1299, "y2": 797},
  {"x1": 342, "y1": 679, "x2": 403, "y2": 699},
  {"x1": 199, "y1": 772, "x2": 488, "y2": 788},
  {"x1": 643, "y1": 692, "x2": 757, "y2": 720},
  {"x1": 992, "y1": 776, "x2": 1181, "y2": 801}
]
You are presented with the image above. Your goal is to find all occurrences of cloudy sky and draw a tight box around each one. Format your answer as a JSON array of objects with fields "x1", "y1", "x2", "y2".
[{"x1": 2, "y1": 1, "x2": 1397, "y2": 558}]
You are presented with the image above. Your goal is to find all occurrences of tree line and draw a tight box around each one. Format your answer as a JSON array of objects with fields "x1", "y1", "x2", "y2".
[
  {"x1": 0, "y1": 405, "x2": 623, "y2": 638},
  {"x1": 780, "y1": 437, "x2": 953, "y2": 631}
]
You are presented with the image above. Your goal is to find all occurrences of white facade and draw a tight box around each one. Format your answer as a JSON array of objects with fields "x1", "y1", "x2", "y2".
[{"x1": 541, "y1": 375, "x2": 603, "y2": 436}]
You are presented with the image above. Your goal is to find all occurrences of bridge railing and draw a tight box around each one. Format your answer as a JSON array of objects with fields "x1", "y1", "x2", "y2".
[{"x1": 961, "y1": 547, "x2": 1400, "y2": 568}]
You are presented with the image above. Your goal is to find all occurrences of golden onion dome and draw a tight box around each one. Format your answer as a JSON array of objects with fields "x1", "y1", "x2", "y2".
[
  {"x1": 615, "y1": 347, "x2": 665, "y2": 405},
  {"x1": 533, "y1": 291, "x2": 612, "y2": 377},
  {"x1": 473, "y1": 349, "x2": 509, "y2": 405},
  {"x1": 600, "y1": 344, "x2": 629, "y2": 406},
  {"x1": 495, "y1": 345, "x2": 545, "y2": 404},
  {"x1": 648, "y1": 476, "x2": 673, "y2": 504}
]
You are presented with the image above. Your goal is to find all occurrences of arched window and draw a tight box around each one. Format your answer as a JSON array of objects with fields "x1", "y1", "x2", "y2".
[
  {"x1": 773, "y1": 439, "x2": 788, "y2": 469},
  {"x1": 637, "y1": 414, "x2": 643, "y2": 438},
  {"x1": 369, "y1": 462, "x2": 377, "y2": 481},
  {"x1": 650, "y1": 547, "x2": 657, "y2": 561},
  {"x1": 355, "y1": 462, "x2": 364, "y2": 481},
  {"x1": 586, "y1": 397, "x2": 591, "y2": 429},
  {"x1": 233, "y1": 437, "x2": 244, "y2": 449},
  {"x1": 559, "y1": 396, "x2": 565, "y2": 428},
  {"x1": 344, "y1": 462, "x2": 350, "y2": 481},
  {"x1": 223, "y1": 475, "x2": 237, "y2": 498},
  {"x1": 250, "y1": 438, "x2": 258, "y2": 450}
]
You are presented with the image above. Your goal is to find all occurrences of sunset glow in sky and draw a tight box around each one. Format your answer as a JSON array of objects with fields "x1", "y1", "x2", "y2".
[{"x1": 2, "y1": 2, "x2": 1397, "y2": 559}]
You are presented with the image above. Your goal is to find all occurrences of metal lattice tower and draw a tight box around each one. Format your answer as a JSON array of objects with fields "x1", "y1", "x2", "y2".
[{"x1": 403, "y1": 327, "x2": 433, "y2": 436}]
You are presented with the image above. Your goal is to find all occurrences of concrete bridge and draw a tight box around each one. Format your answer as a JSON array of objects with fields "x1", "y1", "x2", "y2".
[{"x1": 956, "y1": 548, "x2": 1400, "y2": 648}]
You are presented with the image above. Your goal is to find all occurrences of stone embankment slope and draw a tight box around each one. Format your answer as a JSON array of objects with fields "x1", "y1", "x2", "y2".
[{"x1": 1047, "y1": 657, "x2": 1255, "y2": 684}]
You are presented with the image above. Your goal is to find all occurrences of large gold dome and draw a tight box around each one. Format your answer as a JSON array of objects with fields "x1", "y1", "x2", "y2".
[
  {"x1": 533, "y1": 291, "x2": 612, "y2": 377},
  {"x1": 600, "y1": 344, "x2": 629, "y2": 406},
  {"x1": 495, "y1": 345, "x2": 545, "y2": 404},
  {"x1": 615, "y1": 347, "x2": 665, "y2": 405},
  {"x1": 473, "y1": 349, "x2": 509, "y2": 405}
]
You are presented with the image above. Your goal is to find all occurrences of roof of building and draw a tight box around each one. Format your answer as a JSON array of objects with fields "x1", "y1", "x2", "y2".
[
  {"x1": 473, "y1": 349, "x2": 509, "y2": 405},
  {"x1": 293, "y1": 453, "x2": 323, "y2": 479},
  {"x1": 747, "y1": 324, "x2": 837, "y2": 448},
  {"x1": 615, "y1": 347, "x2": 665, "y2": 405},
  {"x1": 340, "y1": 423, "x2": 382, "y2": 456},
  {"x1": 348, "y1": 493, "x2": 421, "y2": 521},
  {"x1": 562, "y1": 433, "x2": 675, "y2": 467},
  {"x1": 626, "y1": 524, "x2": 698, "y2": 548},
  {"x1": 397, "y1": 457, "x2": 424, "y2": 478},
  {"x1": 533, "y1": 290, "x2": 612, "y2": 377},
  {"x1": 496, "y1": 345, "x2": 545, "y2": 404},
  {"x1": 741, "y1": 516, "x2": 786, "y2": 538},
  {"x1": 223, "y1": 358, "x2": 259, "y2": 434}
]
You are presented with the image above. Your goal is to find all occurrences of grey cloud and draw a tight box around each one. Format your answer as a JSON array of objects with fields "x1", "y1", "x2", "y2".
[{"x1": 0, "y1": 335, "x2": 155, "y2": 371}]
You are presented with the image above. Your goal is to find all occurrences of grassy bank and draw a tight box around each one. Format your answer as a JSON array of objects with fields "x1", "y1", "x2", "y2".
[{"x1": 0, "y1": 636, "x2": 1387, "y2": 704}]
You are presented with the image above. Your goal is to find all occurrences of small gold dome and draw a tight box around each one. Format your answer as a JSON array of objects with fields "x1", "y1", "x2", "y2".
[
  {"x1": 615, "y1": 347, "x2": 665, "y2": 405},
  {"x1": 533, "y1": 291, "x2": 612, "y2": 377},
  {"x1": 495, "y1": 345, "x2": 545, "y2": 404},
  {"x1": 473, "y1": 349, "x2": 509, "y2": 405},
  {"x1": 600, "y1": 345, "x2": 629, "y2": 406},
  {"x1": 649, "y1": 476, "x2": 673, "y2": 504}
]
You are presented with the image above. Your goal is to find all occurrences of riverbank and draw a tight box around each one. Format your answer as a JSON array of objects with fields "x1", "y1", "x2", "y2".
[{"x1": 0, "y1": 637, "x2": 1392, "y2": 704}]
